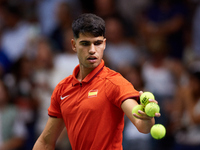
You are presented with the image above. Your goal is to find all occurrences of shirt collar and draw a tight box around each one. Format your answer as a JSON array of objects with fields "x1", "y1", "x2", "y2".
[{"x1": 72, "y1": 59, "x2": 104, "y2": 86}]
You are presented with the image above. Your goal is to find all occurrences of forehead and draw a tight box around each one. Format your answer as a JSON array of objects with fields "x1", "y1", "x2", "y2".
[{"x1": 76, "y1": 33, "x2": 104, "y2": 42}]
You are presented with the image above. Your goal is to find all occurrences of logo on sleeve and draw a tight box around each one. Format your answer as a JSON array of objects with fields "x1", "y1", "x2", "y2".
[{"x1": 88, "y1": 89, "x2": 98, "y2": 98}]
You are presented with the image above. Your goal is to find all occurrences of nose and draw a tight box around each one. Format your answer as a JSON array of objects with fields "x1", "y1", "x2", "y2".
[{"x1": 89, "y1": 44, "x2": 96, "y2": 54}]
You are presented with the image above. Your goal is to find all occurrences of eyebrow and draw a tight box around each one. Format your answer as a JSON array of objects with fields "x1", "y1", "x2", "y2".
[
  {"x1": 79, "y1": 40, "x2": 104, "y2": 44},
  {"x1": 79, "y1": 40, "x2": 90, "y2": 44}
]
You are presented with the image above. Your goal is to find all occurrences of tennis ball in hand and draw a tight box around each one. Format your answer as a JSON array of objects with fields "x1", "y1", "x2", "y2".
[
  {"x1": 132, "y1": 105, "x2": 145, "y2": 118},
  {"x1": 145, "y1": 102, "x2": 160, "y2": 117},
  {"x1": 150, "y1": 124, "x2": 166, "y2": 140},
  {"x1": 140, "y1": 92, "x2": 155, "y2": 106}
]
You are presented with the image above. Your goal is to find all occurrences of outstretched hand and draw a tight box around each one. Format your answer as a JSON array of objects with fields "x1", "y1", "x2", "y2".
[{"x1": 132, "y1": 91, "x2": 161, "y2": 119}]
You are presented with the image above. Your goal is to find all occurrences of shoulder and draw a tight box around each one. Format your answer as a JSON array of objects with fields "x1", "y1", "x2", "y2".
[
  {"x1": 102, "y1": 66, "x2": 131, "y2": 86},
  {"x1": 53, "y1": 75, "x2": 73, "y2": 92},
  {"x1": 103, "y1": 66, "x2": 129, "y2": 82}
]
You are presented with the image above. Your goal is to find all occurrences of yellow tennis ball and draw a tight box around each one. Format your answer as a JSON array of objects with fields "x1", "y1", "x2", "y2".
[
  {"x1": 150, "y1": 124, "x2": 166, "y2": 140},
  {"x1": 140, "y1": 92, "x2": 155, "y2": 106},
  {"x1": 132, "y1": 105, "x2": 145, "y2": 118},
  {"x1": 145, "y1": 102, "x2": 160, "y2": 117}
]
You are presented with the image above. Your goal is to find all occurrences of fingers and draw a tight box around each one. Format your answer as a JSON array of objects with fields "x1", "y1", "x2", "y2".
[
  {"x1": 148, "y1": 99, "x2": 158, "y2": 104},
  {"x1": 137, "y1": 91, "x2": 161, "y2": 118},
  {"x1": 133, "y1": 110, "x2": 153, "y2": 120},
  {"x1": 139, "y1": 91, "x2": 143, "y2": 96},
  {"x1": 155, "y1": 113, "x2": 161, "y2": 117},
  {"x1": 133, "y1": 110, "x2": 161, "y2": 119}
]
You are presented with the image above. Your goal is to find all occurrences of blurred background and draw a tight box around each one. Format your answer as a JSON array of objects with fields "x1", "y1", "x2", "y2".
[{"x1": 0, "y1": 0, "x2": 200, "y2": 150}]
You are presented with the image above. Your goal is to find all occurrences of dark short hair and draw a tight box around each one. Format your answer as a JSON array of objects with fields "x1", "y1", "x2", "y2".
[{"x1": 72, "y1": 13, "x2": 105, "y2": 39}]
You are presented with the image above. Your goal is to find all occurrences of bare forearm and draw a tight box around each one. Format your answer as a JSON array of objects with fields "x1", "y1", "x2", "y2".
[
  {"x1": 33, "y1": 137, "x2": 55, "y2": 150},
  {"x1": 121, "y1": 98, "x2": 160, "y2": 134},
  {"x1": 33, "y1": 117, "x2": 65, "y2": 150},
  {"x1": 135, "y1": 118, "x2": 155, "y2": 134}
]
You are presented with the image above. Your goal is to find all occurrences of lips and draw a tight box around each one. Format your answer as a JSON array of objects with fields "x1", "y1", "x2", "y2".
[
  {"x1": 87, "y1": 56, "x2": 97, "y2": 60},
  {"x1": 87, "y1": 56, "x2": 98, "y2": 63}
]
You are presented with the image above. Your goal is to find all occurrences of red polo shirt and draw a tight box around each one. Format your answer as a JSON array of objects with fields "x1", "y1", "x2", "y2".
[{"x1": 48, "y1": 60, "x2": 139, "y2": 150}]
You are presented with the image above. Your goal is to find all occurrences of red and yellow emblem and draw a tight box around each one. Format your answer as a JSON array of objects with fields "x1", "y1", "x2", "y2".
[{"x1": 88, "y1": 89, "x2": 98, "y2": 98}]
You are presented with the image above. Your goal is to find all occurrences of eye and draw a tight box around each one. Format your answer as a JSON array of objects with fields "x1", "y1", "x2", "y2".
[
  {"x1": 94, "y1": 41, "x2": 103, "y2": 46},
  {"x1": 80, "y1": 41, "x2": 90, "y2": 46}
]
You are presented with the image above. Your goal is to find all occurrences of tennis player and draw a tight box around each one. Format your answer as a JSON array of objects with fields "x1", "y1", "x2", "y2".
[{"x1": 33, "y1": 13, "x2": 160, "y2": 150}]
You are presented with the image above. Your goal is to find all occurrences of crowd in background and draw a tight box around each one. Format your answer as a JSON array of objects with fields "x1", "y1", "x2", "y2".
[{"x1": 0, "y1": 0, "x2": 200, "y2": 150}]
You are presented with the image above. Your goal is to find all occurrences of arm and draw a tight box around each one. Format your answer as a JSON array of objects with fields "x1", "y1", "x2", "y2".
[
  {"x1": 33, "y1": 117, "x2": 65, "y2": 150},
  {"x1": 121, "y1": 97, "x2": 160, "y2": 134}
]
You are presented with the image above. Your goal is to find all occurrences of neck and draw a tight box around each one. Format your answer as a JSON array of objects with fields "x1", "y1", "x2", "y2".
[{"x1": 77, "y1": 65, "x2": 94, "y2": 82}]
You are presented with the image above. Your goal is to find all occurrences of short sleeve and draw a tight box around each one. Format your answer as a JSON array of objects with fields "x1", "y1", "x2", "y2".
[
  {"x1": 48, "y1": 84, "x2": 62, "y2": 118},
  {"x1": 105, "y1": 74, "x2": 139, "y2": 108}
]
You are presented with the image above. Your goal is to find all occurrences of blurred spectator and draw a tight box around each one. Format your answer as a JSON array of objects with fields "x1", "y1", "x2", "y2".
[
  {"x1": 93, "y1": 0, "x2": 135, "y2": 38},
  {"x1": 36, "y1": 0, "x2": 81, "y2": 36},
  {"x1": 0, "y1": 48, "x2": 11, "y2": 77},
  {"x1": 94, "y1": 0, "x2": 116, "y2": 19},
  {"x1": 116, "y1": 0, "x2": 152, "y2": 38},
  {"x1": 80, "y1": 0, "x2": 118, "y2": 19},
  {"x1": 31, "y1": 37, "x2": 55, "y2": 137},
  {"x1": 171, "y1": 61, "x2": 200, "y2": 150},
  {"x1": 0, "y1": 2, "x2": 36, "y2": 70},
  {"x1": 36, "y1": 0, "x2": 65, "y2": 36},
  {"x1": 0, "y1": 20, "x2": 11, "y2": 76},
  {"x1": 79, "y1": 0, "x2": 94, "y2": 13},
  {"x1": 192, "y1": 3, "x2": 200, "y2": 58},
  {"x1": 31, "y1": 37, "x2": 71, "y2": 149},
  {"x1": 142, "y1": 36, "x2": 176, "y2": 99},
  {"x1": 104, "y1": 16, "x2": 141, "y2": 72},
  {"x1": 52, "y1": 29, "x2": 79, "y2": 89},
  {"x1": 117, "y1": 0, "x2": 152, "y2": 22},
  {"x1": 10, "y1": 56, "x2": 39, "y2": 150},
  {"x1": 138, "y1": 0, "x2": 188, "y2": 60},
  {"x1": 49, "y1": 2, "x2": 73, "y2": 53},
  {"x1": 0, "y1": 79, "x2": 28, "y2": 150}
]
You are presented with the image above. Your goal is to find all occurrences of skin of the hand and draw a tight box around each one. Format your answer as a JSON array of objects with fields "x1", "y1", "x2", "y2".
[{"x1": 133, "y1": 91, "x2": 161, "y2": 119}]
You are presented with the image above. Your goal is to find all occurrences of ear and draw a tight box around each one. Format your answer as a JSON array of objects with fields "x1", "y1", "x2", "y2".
[
  {"x1": 71, "y1": 39, "x2": 77, "y2": 52},
  {"x1": 103, "y1": 38, "x2": 106, "y2": 51}
]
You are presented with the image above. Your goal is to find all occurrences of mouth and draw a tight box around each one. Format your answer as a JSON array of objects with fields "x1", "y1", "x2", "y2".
[
  {"x1": 87, "y1": 56, "x2": 97, "y2": 60},
  {"x1": 87, "y1": 56, "x2": 98, "y2": 63}
]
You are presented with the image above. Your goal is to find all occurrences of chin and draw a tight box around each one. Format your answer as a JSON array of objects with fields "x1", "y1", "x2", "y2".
[
  {"x1": 89, "y1": 62, "x2": 100, "y2": 68},
  {"x1": 89, "y1": 63, "x2": 99, "y2": 68}
]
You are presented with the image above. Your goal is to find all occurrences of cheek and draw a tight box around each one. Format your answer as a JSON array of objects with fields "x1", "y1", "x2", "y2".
[
  {"x1": 97, "y1": 46, "x2": 105, "y2": 55},
  {"x1": 100, "y1": 51, "x2": 104, "y2": 58},
  {"x1": 77, "y1": 52, "x2": 82, "y2": 61},
  {"x1": 76, "y1": 49, "x2": 86, "y2": 60}
]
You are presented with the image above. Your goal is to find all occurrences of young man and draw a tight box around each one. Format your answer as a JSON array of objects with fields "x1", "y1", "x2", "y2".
[{"x1": 33, "y1": 13, "x2": 160, "y2": 150}]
